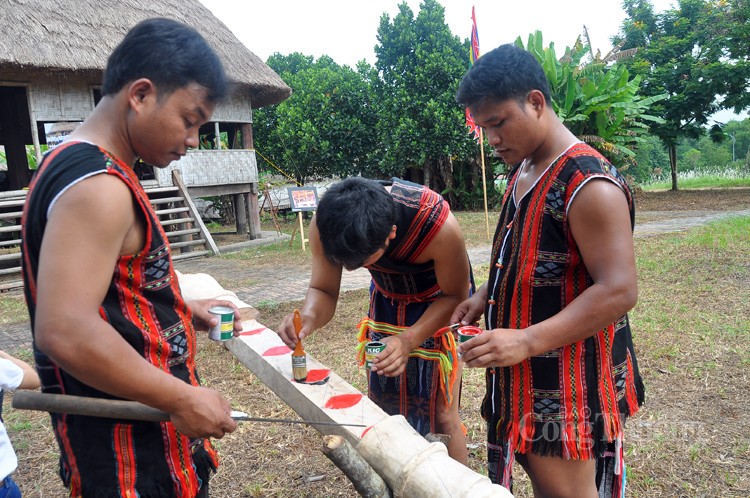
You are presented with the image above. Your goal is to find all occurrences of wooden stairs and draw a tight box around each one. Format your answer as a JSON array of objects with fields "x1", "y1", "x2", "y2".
[
  {"x1": 147, "y1": 170, "x2": 219, "y2": 262},
  {"x1": 0, "y1": 170, "x2": 218, "y2": 292}
]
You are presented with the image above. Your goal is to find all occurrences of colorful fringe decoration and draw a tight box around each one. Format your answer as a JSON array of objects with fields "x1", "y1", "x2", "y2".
[{"x1": 356, "y1": 317, "x2": 459, "y2": 407}]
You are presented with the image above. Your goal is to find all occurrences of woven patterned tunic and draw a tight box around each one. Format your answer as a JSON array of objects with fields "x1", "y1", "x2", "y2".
[
  {"x1": 21, "y1": 142, "x2": 217, "y2": 498},
  {"x1": 483, "y1": 143, "x2": 644, "y2": 493},
  {"x1": 358, "y1": 179, "x2": 466, "y2": 435}
]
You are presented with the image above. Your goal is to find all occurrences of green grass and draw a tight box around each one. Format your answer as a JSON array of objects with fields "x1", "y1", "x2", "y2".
[
  {"x1": 0, "y1": 294, "x2": 26, "y2": 325},
  {"x1": 453, "y1": 211, "x2": 497, "y2": 247},
  {"x1": 642, "y1": 167, "x2": 750, "y2": 190},
  {"x1": 625, "y1": 216, "x2": 750, "y2": 495},
  {"x1": 643, "y1": 176, "x2": 750, "y2": 190}
]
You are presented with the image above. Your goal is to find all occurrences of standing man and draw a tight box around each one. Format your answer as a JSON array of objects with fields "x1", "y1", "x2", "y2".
[
  {"x1": 453, "y1": 44, "x2": 645, "y2": 497},
  {"x1": 21, "y1": 18, "x2": 241, "y2": 497},
  {"x1": 277, "y1": 177, "x2": 473, "y2": 463}
]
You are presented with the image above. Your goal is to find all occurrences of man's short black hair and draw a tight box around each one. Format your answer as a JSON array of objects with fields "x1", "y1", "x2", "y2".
[
  {"x1": 456, "y1": 44, "x2": 551, "y2": 109},
  {"x1": 102, "y1": 18, "x2": 228, "y2": 103},
  {"x1": 316, "y1": 177, "x2": 397, "y2": 269}
]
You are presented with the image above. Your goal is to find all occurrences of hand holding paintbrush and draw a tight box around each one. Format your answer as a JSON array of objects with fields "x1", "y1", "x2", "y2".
[{"x1": 291, "y1": 309, "x2": 308, "y2": 382}]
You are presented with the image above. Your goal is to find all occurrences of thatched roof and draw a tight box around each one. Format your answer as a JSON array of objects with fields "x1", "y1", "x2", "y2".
[{"x1": 0, "y1": 0, "x2": 291, "y2": 108}]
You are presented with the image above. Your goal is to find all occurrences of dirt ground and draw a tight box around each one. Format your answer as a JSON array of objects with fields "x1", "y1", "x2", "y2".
[{"x1": 633, "y1": 186, "x2": 750, "y2": 212}]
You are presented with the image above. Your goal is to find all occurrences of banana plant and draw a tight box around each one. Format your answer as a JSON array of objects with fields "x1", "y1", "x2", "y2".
[{"x1": 516, "y1": 31, "x2": 666, "y2": 169}]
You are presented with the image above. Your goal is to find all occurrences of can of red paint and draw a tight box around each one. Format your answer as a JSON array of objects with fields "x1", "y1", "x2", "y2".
[
  {"x1": 365, "y1": 341, "x2": 386, "y2": 370},
  {"x1": 457, "y1": 325, "x2": 482, "y2": 358},
  {"x1": 208, "y1": 306, "x2": 235, "y2": 341}
]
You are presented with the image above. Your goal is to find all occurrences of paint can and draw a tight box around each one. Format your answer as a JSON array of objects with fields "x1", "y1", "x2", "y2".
[
  {"x1": 457, "y1": 325, "x2": 482, "y2": 358},
  {"x1": 208, "y1": 306, "x2": 235, "y2": 341},
  {"x1": 365, "y1": 341, "x2": 386, "y2": 369}
]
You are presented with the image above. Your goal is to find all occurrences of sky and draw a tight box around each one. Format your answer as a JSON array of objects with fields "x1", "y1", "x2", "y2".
[{"x1": 199, "y1": 0, "x2": 746, "y2": 123}]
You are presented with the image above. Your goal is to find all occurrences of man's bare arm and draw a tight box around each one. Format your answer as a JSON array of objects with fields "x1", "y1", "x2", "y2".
[
  {"x1": 34, "y1": 174, "x2": 235, "y2": 438},
  {"x1": 524, "y1": 179, "x2": 637, "y2": 353},
  {"x1": 277, "y1": 217, "x2": 343, "y2": 347}
]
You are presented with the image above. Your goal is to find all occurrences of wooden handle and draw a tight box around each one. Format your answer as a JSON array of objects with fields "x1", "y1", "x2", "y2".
[
  {"x1": 12, "y1": 391, "x2": 170, "y2": 422},
  {"x1": 293, "y1": 309, "x2": 302, "y2": 339}
]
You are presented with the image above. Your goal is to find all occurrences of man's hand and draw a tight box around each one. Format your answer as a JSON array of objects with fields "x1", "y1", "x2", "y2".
[
  {"x1": 188, "y1": 299, "x2": 242, "y2": 337},
  {"x1": 169, "y1": 385, "x2": 237, "y2": 439},
  {"x1": 450, "y1": 283, "x2": 487, "y2": 326},
  {"x1": 277, "y1": 311, "x2": 314, "y2": 348},
  {"x1": 370, "y1": 335, "x2": 414, "y2": 377},
  {"x1": 459, "y1": 328, "x2": 533, "y2": 368}
]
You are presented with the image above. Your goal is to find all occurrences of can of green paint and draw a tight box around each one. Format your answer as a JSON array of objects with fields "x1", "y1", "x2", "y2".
[
  {"x1": 365, "y1": 341, "x2": 386, "y2": 370},
  {"x1": 208, "y1": 306, "x2": 235, "y2": 341}
]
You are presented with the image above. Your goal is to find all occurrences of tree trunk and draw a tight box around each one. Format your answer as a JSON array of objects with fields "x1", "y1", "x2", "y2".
[
  {"x1": 424, "y1": 156, "x2": 456, "y2": 206},
  {"x1": 322, "y1": 435, "x2": 392, "y2": 498},
  {"x1": 669, "y1": 143, "x2": 678, "y2": 191}
]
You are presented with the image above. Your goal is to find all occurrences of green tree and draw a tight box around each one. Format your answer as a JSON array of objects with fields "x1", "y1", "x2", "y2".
[
  {"x1": 516, "y1": 31, "x2": 666, "y2": 173},
  {"x1": 253, "y1": 53, "x2": 380, "y2": 184},
  {"x1": 632, "y1": 134, "x2": 671, "y2": 181},
  {"x1": 696, "y1": 136, "x2": 732, "y2": 168},
  {"x1": 374, "y1": 0, "x2": 481, "y2": 206},
  {"x1": 723, "y1": 118, "x2": 750, "y2": 169},
  {"x1": 614, "y1": 0, "x2": 750, "y2": 190},
  {"x1": 683, "y1": 148, "x2": 703, "y2": 170}
]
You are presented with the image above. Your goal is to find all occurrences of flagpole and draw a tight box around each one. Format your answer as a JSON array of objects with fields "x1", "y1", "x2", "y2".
[
  {"x1": 479, "y1": 131, "x2": 490, "y2": 239},
  {"x1": 466, "y1": 5, "x2": 489, "y2": 239}
]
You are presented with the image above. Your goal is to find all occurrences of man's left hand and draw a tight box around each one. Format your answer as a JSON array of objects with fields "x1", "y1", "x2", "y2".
[
  {"x1": 188, "y1": 299, "x2": 243, "y2": 336},
  {"x1": 460, "y1": 328, "x2": 532, "y2": 368},
  {"x1": 370, "y1": 335, "x2": 413, "y2": 377}
]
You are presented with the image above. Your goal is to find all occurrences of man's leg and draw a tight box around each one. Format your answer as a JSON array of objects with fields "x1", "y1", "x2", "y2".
[
  {"x1": 516, "y1": 452, "x2": 597, "y2": 498},
  {"x1": 434, "y1": 360, "x2": 468, "y2": 464},
  {"x1": 195, "y1": 480, "x2": 209, "y2": 498}
]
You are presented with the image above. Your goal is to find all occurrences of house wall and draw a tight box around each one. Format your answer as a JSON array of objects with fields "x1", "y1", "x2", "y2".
[
  {"x1": 1, "y1": 69, "x2": 253, "y2": 124},
  {"x1": 34, "y1": 73, "x2": 96, "y2": 121},
  {"x1": 156, "y1": 149, "x2": 258, "y2": 188},
  {"x1": 214, "y1": 91, "x2": 253, "y2": 122}
]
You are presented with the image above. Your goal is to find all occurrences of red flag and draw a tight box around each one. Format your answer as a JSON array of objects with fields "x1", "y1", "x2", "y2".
[
  {"x1": 470, "y1": 6, "x2": 480, "y2": 64},
  {"x1": 466, "y1": 108, "x2": 481, "y2": 140},
  {"x1": 465, "y1": 6, "x2": 481, "y2": 141}
]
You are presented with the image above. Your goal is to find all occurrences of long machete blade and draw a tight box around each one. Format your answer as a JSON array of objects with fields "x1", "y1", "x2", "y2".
[{"x1": 230, "y1": 411, "x2": 366, "y2": 427}]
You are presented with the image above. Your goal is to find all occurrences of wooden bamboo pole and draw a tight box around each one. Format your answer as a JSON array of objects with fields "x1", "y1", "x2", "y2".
[{"x1": 479, "y1": 131, "x2": 490, "y2": 240}]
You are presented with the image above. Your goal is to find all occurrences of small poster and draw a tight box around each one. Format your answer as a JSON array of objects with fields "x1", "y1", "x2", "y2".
[{"x1": 287, "y1": 187, "x2": 319, "y2": 212}]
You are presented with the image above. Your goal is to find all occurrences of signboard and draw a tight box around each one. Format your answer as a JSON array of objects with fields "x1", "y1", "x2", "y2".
[{"x1": 287, "y1": 187, "x2": 319, "y2": 212}]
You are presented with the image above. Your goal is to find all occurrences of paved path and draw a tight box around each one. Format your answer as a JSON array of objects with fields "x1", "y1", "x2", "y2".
[{"x1": 3, "y1": 209, "x2": 748, "y2": 352}]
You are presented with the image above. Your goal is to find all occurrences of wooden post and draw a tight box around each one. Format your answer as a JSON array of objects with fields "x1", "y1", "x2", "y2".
[
  {"x1": 358, "y1": 416, "x2": 513, "y2": 498},
  {"x1": 241, "y1": 123, "x2": 254, "y2": 150},
  {"x1": 248, "y1": 183, "x2": 262, "y2": 240},
  {"x1": 298, "y1": 211, "x2": 308, "y2": 251},
  {"x1": 222, "y1": 320, "x2": 512, "y2": 498},
  {"x1": 214, "y1": 122, "x2": 222, "y2": 149},
  {"x1": 224, "y1": 320, "x2": 389, "y2": 447},
  {"x1": 479, "y1": 131, "x2": 490, "y2": 240},
  {"x1": 234, "y1": 193, "x2": 249, "y2": 235},
  {"x1": 26, "y1": 85, "x2": 43, "y2": 166}
]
